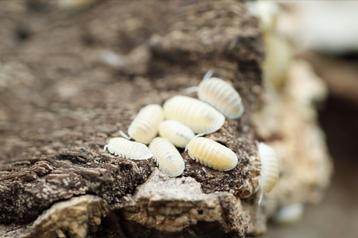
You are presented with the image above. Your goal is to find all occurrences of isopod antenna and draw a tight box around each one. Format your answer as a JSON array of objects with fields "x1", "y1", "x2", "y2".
[
  {"x1": 203, "y1": 69, "x2": 215, "y2": 81},
  {"x1": 119, "y1": 130, "x2": 131, "y2": 140}
]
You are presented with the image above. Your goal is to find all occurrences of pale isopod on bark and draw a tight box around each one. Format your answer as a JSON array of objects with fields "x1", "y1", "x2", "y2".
[
  {"x1": 186, "y1": 137, "x2": 238, "y2": 171},
  {"x1": 198, "y1": 76, "x2": 244, "y2": 119},
  {"x1": 163, "y1": 96, "x2": 225, "y2": 134},
  {"x1": 149, "y1": 137, "x2": 185, "y2": 177},
  {"x1": 128, "y1": 104, "x2": 164, "y2": 144},
  {"x1": 158, "y1": 120, "x2": 195, "y2": 148},
  {"x1": 258, "y1": 142, "x2": 279, "y2": 193},
  {"x1": 104, "y1": 137, "x2": 153, "y2": 160}
]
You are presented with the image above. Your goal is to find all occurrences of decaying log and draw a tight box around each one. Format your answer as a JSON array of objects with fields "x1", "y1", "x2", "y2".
[{"x1": 0, "y1": 0, "x2": 331, "y2": 237}]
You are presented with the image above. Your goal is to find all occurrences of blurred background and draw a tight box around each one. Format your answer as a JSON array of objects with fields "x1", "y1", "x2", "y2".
[
  {"x1": 263, "y1": 1, "x2": 358, "y2": 237},
  {"x1": 0, "y1": 0, "x2": 357, "y2": 237}
]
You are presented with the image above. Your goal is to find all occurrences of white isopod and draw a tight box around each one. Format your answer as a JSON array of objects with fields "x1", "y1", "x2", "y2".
[
  {"x1": 198, "y1": 73, "x2": 244, "y2": 119},
  {"x1": 149, "y1": 137, "x2": 185, "y2": 177},
  {"x1": 128, "y1": 104, "x2": 164, "y2": 144},
  {"x1": 186, "y1": 137, "x2": 238, "y2": 171},
  {"x1": 163, "y1": 96, "x2": 225, "y2": 134},
  {"x1": 272, "y1": 203, "x2": 304, "y2": 225},
  {"x1": 158, "y1": 120, "x2": 195, "y2": 148},
  {"x1": 104, "y1": 137, "x2": 153, "y2": 160},
  {"x1": 258, "y1": 142, "x2": 279, "y2": 193}
]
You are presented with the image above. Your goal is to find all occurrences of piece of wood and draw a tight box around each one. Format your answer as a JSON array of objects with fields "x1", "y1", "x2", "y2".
[{"x1": 0, "y1": 1, "x2": 331, "y2": 237}]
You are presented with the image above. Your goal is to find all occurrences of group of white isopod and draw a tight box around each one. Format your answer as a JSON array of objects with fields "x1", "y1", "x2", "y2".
[{"x1": 105, "y1": 71, "x2": 279, "y2": 194}]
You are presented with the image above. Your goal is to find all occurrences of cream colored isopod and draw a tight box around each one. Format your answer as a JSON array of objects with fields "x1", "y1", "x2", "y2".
[
  {"x1": 186, "y1": 137, "x2": 238, "y2": 171},
  {"x1": 163, "y1": 96, "x2": 225, "y2": 134},
  {"x1": 273, "y1": 203, "x2": 304, "y2": 225},
  {"x1": 104, "y1": 137, "x2": 153, "y2": 160},
  {"x1": 128, "y1": 104, "x2": 164, "y2": 144},
  {"x1": 258, "y1": 142, "x2": 279, "y2": 192},
  {"x1": 149, "y1": 137, "x2": 185, "y2": 177},
  {"x1": 159, "y1": 120, "x2": 195, "y2": 148},
  {"x1": 198, "y1": 76, "x2": 244, "y2": 119}
]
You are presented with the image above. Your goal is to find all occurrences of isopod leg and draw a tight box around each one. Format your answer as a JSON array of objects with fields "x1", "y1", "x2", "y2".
[
  {"x1": 195, "y1": 133, "x2": 206, "y2": 137},
  {"x1": 182, "y1": 86, "x2": 198, "y2": 94}
]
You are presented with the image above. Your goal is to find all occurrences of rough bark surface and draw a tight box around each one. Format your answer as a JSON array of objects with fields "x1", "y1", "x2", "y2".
[{"x1": 0, "y1": 0, "x2": 331, "y2": 237}]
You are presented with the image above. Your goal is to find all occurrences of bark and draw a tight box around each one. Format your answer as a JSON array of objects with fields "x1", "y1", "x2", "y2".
[{"x1": 0, "y1": 0, "x2": 331, "y2": 237}]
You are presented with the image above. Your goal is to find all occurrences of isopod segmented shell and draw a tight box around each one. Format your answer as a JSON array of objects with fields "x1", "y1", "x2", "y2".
[
  {"x1": 186, "y1": 137, "x2": 238, "y2": 171},
  {"x1": 258, "y1": 142, "x2": 279, "y2": 192},
  {"x1": 104, "y1": 137, "x2": 152, "y2": 160},
  {"x1": 159, "y1": 120, "x2": 195, "y2": 148},
  {"x1": 128, "y1": 104, "x2": 164, "y2": 144},
  {"x1": 149, "y1": 137, "x2": 185, "y2": 177},
  {"x1": 163, "y1": 96, "x2": 225, "y2": 134},
  {"x1": 198, "y1": 77, "x2": 244, "y2": 119}
]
